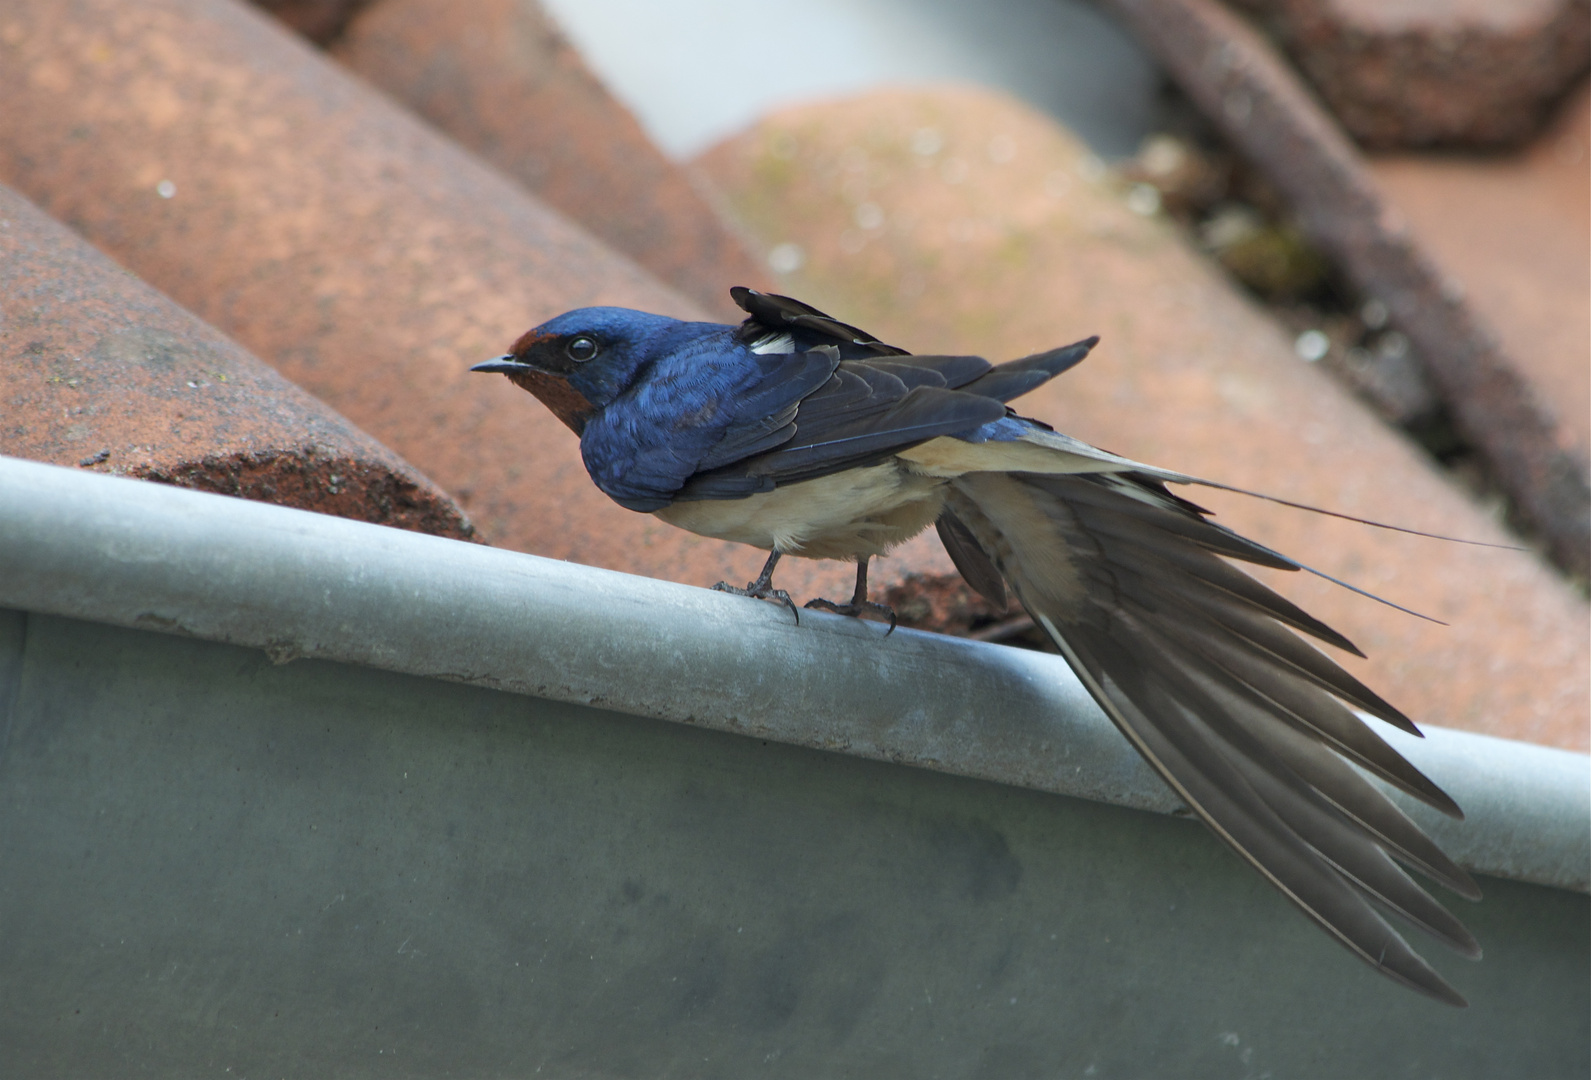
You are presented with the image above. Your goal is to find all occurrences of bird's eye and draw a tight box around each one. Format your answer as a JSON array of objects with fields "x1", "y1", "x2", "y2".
[{"x1": 565, "y1": 336, "x2": 599, "y2": 363}]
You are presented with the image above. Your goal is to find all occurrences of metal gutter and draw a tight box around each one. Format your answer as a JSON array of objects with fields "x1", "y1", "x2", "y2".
[{"x1": 1, "y1": 453, "x2": 1585, "y2": 891}]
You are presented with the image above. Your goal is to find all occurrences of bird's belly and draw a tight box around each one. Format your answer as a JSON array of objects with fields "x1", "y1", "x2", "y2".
[{"x1": 654, "y1": 462, "x2": 945, "y2": 560}]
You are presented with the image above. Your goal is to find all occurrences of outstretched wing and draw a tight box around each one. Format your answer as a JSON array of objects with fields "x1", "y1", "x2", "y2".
[{"x1": 945, "y1": 467, "x2": 1481, "y2": 1005}]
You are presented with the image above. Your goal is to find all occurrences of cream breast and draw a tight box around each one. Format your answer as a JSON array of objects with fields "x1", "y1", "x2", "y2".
[{"x1": 654, "y1": 461, "x2": 947, "y2": 560}]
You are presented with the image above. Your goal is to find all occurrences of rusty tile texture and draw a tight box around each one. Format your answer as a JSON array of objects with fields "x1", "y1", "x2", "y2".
[
  {"x1": 1236, "y1": 0, "x2": 1590, "y2": 149},
  {"x1": 1368, "y1": 84, "x2": 1591, "y2": 455},
  {"x1": 248, "y1": 0, "x2": 373, "y2": 44},
  {"x1": 0, "y1": 181, "x2": 472, "y2": 539},
  {"x1": 1107, "y1": 0, "x2": 1591, "y2": 581},
  {"x1": 0, "y1": 0, "x2": 783, "y2": 590},
  {"x1": 334, "y1": 0, "x2": 769, "y2": 320},
  {"x1": 695, "y1": 85, "x2": 1590, "y2": 751}
]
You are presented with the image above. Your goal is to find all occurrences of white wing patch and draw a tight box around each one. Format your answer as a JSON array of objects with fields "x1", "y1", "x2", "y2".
[{"x1": 748, "y1": 331, "x2": 796, "y2": 355}]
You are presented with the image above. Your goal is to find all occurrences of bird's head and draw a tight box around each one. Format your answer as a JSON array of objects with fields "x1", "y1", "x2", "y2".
[{"x1": 471, "y1": 307, "x2": 682, "y2": 434}]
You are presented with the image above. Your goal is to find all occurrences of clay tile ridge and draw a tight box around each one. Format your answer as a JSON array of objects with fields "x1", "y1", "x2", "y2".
[{"x1": 0, "y1": 181, "x2": 474, "y2": 542}]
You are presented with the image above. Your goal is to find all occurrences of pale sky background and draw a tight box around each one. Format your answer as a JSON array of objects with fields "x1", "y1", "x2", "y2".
[{"x1": 539, "y1": 0, "x2": 1164, "y2": 160}]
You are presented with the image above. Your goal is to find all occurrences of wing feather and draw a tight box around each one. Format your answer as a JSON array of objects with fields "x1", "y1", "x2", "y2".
[
  {"x1": 945, "y1": 471, "x2": 1477, "y2": 1005},
  {"x1": 936, "y1": 510, "x2": 1008, "y2": 608},
  {"x1": 959, "y1": 338, "x2": 1099, "y2": 401},
  {"x1": 679, "y1": 361, "x2": 1006, "y2": 498},
  {"x1": 731, "y1": 286, "x2": 909, "y2": 357},
  {"x1": 1125, "y1": 612, "x2": 1479, "y2": 905}
]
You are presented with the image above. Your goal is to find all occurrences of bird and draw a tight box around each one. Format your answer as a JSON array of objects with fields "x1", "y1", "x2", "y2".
[{"x1": 473, "y1": 285, "x2": 1481, "y2": 1005}]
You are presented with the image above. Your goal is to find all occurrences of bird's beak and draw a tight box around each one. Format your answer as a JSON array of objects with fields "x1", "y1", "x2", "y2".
[
  {"x1": 474, "y1": 351, "x2": 595, "y2": 435},
  {"x1": 471, "y1": 355, "x2": 532, "y2": 374}
]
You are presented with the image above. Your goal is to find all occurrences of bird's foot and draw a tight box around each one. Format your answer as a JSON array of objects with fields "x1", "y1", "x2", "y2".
[
  {"x1": 712, "y1": 551, "x2": 798, "y2": 624},
  {"x1": 803, "y1": 597, "x2": 898, "y2": 634},
  {"x1": 713, "y1": 578, "x2": 799, "y2": 623}
]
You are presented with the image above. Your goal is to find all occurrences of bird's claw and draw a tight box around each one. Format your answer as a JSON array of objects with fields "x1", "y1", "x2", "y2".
[
  {"x1": 713, "y1": 579, "x2": 800, "y2": 624},
  {"x1": 803, "y1": 597, "x2": 898, "y2": 635}
]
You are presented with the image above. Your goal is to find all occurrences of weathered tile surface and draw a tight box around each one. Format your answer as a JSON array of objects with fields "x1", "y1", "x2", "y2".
[
  {"x1": 0, "y1": 181, "x2": 471, "y2": 537},
  {"x1": 696, "y1": 85, "x2": 1590, "y2": 749},
  {"x1": 335, "y1": 0, "x2": 768, "y2": 320}
]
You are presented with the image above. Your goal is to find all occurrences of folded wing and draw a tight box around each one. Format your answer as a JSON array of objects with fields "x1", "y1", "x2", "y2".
[{"x1": 682, "y1": 290, "x2": 1102, "y2": 499}]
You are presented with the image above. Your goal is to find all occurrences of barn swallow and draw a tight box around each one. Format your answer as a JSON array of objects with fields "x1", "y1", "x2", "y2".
[{"x1": 473, "y1": 286, "x2": 1479, "y2": 1005}]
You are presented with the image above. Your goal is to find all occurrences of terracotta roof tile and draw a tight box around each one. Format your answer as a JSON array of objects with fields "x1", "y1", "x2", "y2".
[
  {"x1": 0, "y1": 181, "x2": 471, "y2": 539},
  {"x1": 334, "y1": 0, "x2": 770, "y2": 320},
  {"x1": 0, "y1": 0, "x2": 756, "y2": 587}
]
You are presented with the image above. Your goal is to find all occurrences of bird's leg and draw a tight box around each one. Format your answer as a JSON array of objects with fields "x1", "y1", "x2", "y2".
[
  {"x1": 804, "y1": 557, "x2": 898, "y2": 634},
  {"x1": 712, "y1": 550, "x2": 799, "y2": 624}
]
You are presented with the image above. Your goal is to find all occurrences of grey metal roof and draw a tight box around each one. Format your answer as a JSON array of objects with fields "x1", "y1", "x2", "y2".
[{"x1": 1, "y1": 452, "x2": 1585, "y2": 892}]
